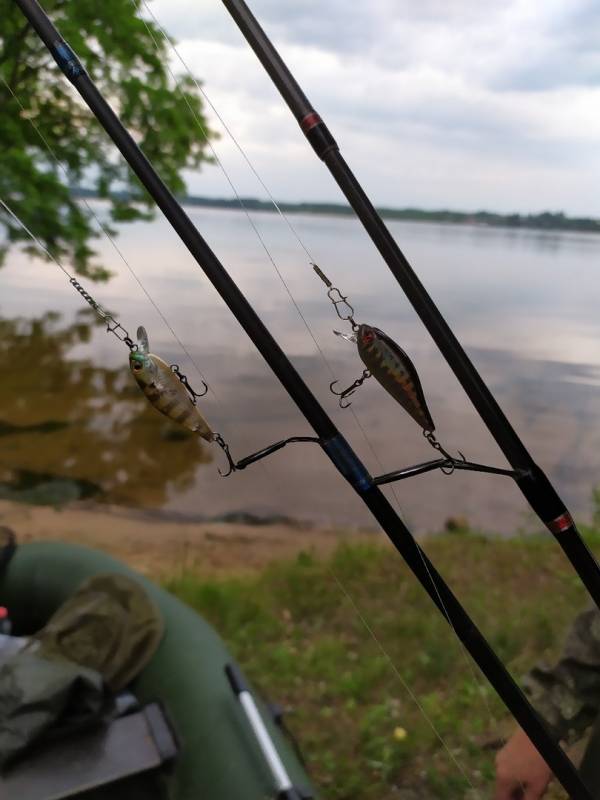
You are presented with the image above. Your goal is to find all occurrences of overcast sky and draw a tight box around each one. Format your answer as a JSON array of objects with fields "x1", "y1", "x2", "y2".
[{"x1": 151, "y1": 0, "x2": 600, "y2": 216}]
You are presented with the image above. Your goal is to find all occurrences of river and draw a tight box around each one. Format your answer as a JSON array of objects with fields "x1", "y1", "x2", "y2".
[{"x1": 2, "y1": 204, "x2": 599, "y2": 534}]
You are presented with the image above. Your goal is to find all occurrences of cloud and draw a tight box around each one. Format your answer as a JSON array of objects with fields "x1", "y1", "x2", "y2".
[
  {"x1": 150, "y1": 0, "x2": 600, "y2": 215},
  {"x1": 488, "y1": 1, "x2": 600, "y2": 91},
  {"x1": 153, "y1": 0, "x2": 600, "y2": 91}
]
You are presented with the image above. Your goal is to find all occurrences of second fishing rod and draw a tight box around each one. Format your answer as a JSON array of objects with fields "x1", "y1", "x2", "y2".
[
  {"x1": 220, "y1": 0, "x2": 600, "y2": 610},
  {"x1": 11, "y1": 0, "x2": 595, "y2": 795}
]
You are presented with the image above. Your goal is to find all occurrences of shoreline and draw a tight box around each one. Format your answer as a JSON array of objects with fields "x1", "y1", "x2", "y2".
[
  {"x1": 0, "y1": 499, "x2": 375, "y2": 577},
  {"x1": 71, "y1": 190, "x2": 600, "y2": 236}
]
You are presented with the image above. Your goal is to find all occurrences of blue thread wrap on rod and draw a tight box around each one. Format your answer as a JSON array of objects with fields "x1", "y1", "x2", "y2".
[
  {"x1": 321, "y1": 434, "x2": 372, "y2": 493},
  {"x1": 52, "y1": 40, "x2": 84, "y2": 82}
]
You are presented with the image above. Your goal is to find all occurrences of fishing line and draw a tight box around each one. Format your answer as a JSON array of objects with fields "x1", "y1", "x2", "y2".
[
  {"x1": 130, "y1": 2, "x2": 374, "y2": 488},
  {"x1": 131, "y1": 0, "x2": 425, "y2": 515},
  {"x1": 136, "y1": 0, "x2": 316, "y2": 264},
  {"x1": 17, "y1": 4, "x2": 586, "y2": 793},
  {"x1": 2, "y1": 75, "x2": 271, "y2": 484},
  {"x1": 2, "y1": 194, "x2": 218, "y2": 429},
  {"x1": 3, "y1": 70, "x2": 506, "y2": 792},
  {"x1": 0, "y1": 74, "x2": 215, "y2": 401},
  {"x1": 133, "y1": 2, "x2": 511, "y2": 778},
  {"x1": 236, "y1": 419, "x2": 487, "y2": 793},
  {"x1": 140, "y1": 0, "x2": 506, "y2": 678},
  {"x1": 2, "y1": 15, "x2": 520, "y2": 792},
  {"x1": 0, "y1": 195, "x2": 322, "y2": 483},
  {"x1": 132, "y1": 2, "x2": 335, "y2": 379},
  {"x1": 330, "y1": 570, "x2": 484, "y2": 796},
  {"x1": 136, "y1": 0, "x2": 466, "y2": 472},
  {"x1": 131, "y1": 0, "x2": 414, "y2": 496},
  {"x1": 1, "y1": 77, "x2": 299, "y2": 494},
  {"x1": 133, "y1": 0, "x2": 488, "y2": 500},
  {"x1": 0, "y1": 195, "x2": 139, "y2": 349},
  {"x1": 133, "y1": 7, "x2": 508, "y2": 771},
  {"x1": 1, "y1": 78, "x2": 335, "y2": 506}
]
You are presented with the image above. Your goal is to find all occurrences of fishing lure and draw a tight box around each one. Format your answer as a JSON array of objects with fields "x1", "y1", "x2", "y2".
[
  {"x1": 359, "y1": 324, "x2": 434, "y2": 430},
  {"x1": 126, "y1": 326, "x2": 321, "y2": 476},
  {"x1": 317, "y1": 258, "x2": 465, "y2": 461},
  {"x1": 129, "y1": 327, "x2": 214, "y2": 441},
  {"x1": 312, "y1": 260, "x2": 454, "y2": 457},
  {"x1": 311, "y1": 262, "x2": 435, "y2": 430},
  {"x1": 332, "y1": 325, "x2": 435, "y2": 430}
]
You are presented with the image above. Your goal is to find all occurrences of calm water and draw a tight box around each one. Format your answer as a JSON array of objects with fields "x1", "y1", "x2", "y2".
[{"x1": 2, "y1": 205, "x2": 600, "y2": 534}]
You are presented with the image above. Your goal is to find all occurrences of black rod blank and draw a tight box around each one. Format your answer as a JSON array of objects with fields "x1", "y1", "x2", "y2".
[
  {"x1": 220, "y1": 0, "x2": 600, "y2": 615},
  {"x1": 11, "y1": 1, "x2": 592, "y2": 796}
]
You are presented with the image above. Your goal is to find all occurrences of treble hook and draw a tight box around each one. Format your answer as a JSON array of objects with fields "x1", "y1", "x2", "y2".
[
  {"x1": 329, "y1": 369, "x2": 371, "y2": 408},
  {"x1": 214, "y1": 433, "x2": 237, "y2": 477},
  {"x1": 171, "y1": 364, "x2": 209, "y2": 404},
  {"x1": 423, "y1": 430, "x2": 466, "y2": 475},
  {"x1": 440, "y1": 452, "x2": 467, "y2": 476}
]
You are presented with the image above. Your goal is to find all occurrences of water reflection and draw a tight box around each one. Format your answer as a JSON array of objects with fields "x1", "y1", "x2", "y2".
[{"x1": 0, "y1": 312, "x2": 211, "y2": 506}]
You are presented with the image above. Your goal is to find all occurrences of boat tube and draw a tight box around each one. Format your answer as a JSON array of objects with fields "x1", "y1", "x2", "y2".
[{"x1": 0, "y1": 540, "x2": 316, "y2": 800}]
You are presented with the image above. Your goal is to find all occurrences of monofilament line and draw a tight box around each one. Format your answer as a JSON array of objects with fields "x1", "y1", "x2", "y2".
[
  {"x1": 130, "y1": 9, "x2": 492, "y2": 785},
  {"x1": 330, "y1": 571, "x2": 484, "y2": 797},
  {"x1": 135, "y1": 5, "x2": 505, "y2": 771},
  {"x1": 131, "y1": 0, "x2": 409, "y2": 491},
  {"x1": 0, "y1": 196, "x2": 72, "y2": 281},
  {"x1": 1, "y1": 74, "x2": 214, "y2": 400},
  {"x1": 0, "y1": 195, "x2": 131, "y2": 344},
  {"x1": 137, "y1": 0, "x2": 316, "y2": 265},
  {"x1": 132, "y1": 0, "x2": 423, "y2": 511}
]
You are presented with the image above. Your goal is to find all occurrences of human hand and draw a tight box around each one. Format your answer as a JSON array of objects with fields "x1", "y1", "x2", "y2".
[{"x1": 494, "y1": 728, "x2": 553, "y2": 799}]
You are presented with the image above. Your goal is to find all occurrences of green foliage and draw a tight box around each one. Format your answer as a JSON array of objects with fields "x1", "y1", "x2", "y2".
[{"x1": 0, "y1": 0, "x2": 214, "y2": 279}]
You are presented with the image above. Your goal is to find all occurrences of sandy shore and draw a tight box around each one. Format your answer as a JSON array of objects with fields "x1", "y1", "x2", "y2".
[{"x1": 0, "y1": 499, "x2": 373, "y2": 577}]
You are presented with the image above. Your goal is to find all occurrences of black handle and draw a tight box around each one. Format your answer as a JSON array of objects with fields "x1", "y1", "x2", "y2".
[{"x1": 225, "y1": 662, "x2": 249, "y2": 696}]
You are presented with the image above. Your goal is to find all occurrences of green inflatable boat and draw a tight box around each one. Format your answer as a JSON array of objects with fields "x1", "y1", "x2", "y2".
[{"x1": 0, "y1": 540, "x2": 316, "y2": 800}]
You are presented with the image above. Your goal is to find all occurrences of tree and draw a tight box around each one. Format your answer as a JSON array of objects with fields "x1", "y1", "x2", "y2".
[{"x1": 0, "y1": 0, "x2": 214, "y2": 280}]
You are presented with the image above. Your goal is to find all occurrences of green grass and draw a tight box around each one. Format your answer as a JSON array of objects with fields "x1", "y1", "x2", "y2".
[{"x1": 165, "y1": 528, "x2": 600, "y2": 799}]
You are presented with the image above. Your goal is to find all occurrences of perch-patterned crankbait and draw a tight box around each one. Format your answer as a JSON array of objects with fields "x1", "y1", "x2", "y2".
[
  {"x1": 333, "y1": 324, "x2": 435, "y2": 432},
  {"x1": 311, "y1": 261, "x2": 435, "y2": 431},
  {"x1": 129, "y1": 327, "x2": 214, "y2": 442},
  {"x1": 357, "y1": 324, "x2": 435, "y2": 431}
]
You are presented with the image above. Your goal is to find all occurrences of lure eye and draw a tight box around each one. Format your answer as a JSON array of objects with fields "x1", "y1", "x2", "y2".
[
  {"x1": 133, "y1": 362, "x2": 142, "y2": 371},
  {"x1": 362, "y1": 330, "x2": 375, "y2": 345}
]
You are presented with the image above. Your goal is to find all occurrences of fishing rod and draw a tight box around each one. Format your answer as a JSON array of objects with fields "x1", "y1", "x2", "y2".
[
  {"x1": 219, "y1": 0, "x2": 600, "y2": 610},
  {"x1": 11, "y1": 1, "x2": 592, "y2": 796}
]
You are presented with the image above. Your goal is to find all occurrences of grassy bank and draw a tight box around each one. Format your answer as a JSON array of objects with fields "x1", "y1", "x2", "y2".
[{"x1": 166, "y1": 527, "x2": 600, "y2": 799}]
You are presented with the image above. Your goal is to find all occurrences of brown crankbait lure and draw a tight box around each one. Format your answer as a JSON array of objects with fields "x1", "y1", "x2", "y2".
[
  {"x1": 129, "y1": 327, "x2": 214, "y2": 441},
  {"x1": 128, "y1": 327, "x2": 323, "y2": 477},
  {"x1": 332, "y1": 324, "x2": 435, "y2": 432},
  {"x1": 357, "y1": 324, "x2": 435, "y2": 431},
  {"x1": 314, "y1": 261, "x2": 435, "y2": 432}
]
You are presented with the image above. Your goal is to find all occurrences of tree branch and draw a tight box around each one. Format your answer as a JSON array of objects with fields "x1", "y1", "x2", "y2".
[{"x1": 0, "y1": 20, "x2": 31, "y2": 71}]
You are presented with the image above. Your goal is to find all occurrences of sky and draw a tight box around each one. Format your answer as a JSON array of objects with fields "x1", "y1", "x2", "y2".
[{"x1": 151, "y1": 0, "x2": 600, "y2": 216}]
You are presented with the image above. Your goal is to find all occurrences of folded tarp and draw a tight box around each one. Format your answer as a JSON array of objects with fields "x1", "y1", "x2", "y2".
[{"x1": 0, "y1": 572, "x2": 163, "y2": 766}]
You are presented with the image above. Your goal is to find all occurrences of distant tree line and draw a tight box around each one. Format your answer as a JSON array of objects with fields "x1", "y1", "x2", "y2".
[{"x1": 71, "y1": 188, "x2": 600, "y2": 235}]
